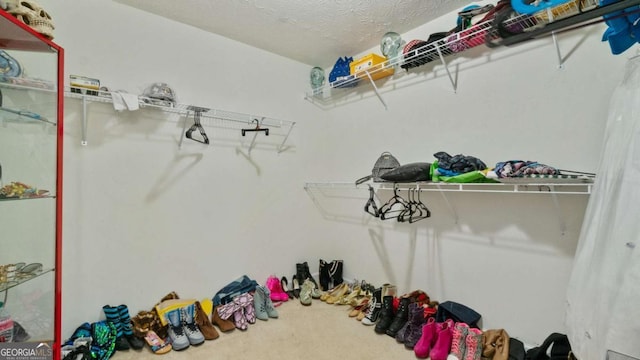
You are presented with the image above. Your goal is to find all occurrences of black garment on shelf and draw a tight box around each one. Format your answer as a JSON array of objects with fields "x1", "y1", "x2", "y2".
[{"x1": 434, "y1": 151, "x2": 487, "y2": 173}]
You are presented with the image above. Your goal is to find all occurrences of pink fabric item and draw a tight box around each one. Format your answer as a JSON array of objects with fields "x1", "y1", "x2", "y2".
[
  {"x1": 266, "y1": 276, "x2": 288, "y2": 302},
  {"x1": 431, "y1": 319, "x2": 455, "y2": 360}
]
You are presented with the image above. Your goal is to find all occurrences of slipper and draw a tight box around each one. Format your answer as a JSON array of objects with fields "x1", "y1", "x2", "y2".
[{"x1": 144, "y1": 330, "x2": 171, "y2": 355}]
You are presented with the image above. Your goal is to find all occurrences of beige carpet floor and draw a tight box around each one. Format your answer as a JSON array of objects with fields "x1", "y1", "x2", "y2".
[{"x1": 111, "y1": 298, "x2": 417, "y2": 360}]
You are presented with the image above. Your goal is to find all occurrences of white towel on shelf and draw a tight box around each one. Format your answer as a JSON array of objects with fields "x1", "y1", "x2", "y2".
[
  {"x1": 120, "y1": 92, "x2": 139, "y2": 111},
  {"x1": 110, "y1": 92, "x2": 126, "y2": 111}
]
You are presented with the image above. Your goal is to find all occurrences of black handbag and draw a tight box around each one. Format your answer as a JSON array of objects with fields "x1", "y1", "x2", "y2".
[
  {"x1": 525, "y1": 333, "x2": 576, "y2": 360},
  {"x1": 356, "y1": 151, "x2": 401, "y2": 185}
]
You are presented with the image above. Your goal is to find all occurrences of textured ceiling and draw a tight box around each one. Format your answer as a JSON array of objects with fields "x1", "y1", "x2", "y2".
[{"x1": 113, "y1": 0, "x2": 472, "y2": 67}]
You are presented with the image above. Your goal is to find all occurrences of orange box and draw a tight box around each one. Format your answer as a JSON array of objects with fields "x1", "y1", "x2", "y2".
[{"x1": 349, "y1": 53, "x2": 394, "y2": 81}]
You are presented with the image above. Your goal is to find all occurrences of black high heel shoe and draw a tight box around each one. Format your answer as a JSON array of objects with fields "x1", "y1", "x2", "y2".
[
  {"x1": 281, "y1": 276, "x2": 294, "y2": 299},
  {"x1": 292, "y1": 275, "x2": 301, "y2": 298}
]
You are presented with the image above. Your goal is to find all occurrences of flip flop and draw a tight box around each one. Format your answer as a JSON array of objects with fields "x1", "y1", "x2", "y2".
[{"x1": 144, "y1": 330, "x2": 171, "y2": 355}]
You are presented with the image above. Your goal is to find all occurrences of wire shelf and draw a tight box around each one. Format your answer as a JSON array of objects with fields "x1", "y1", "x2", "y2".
[{"x1": 305, "y1": 0, "x2": 602, "y2": 106}]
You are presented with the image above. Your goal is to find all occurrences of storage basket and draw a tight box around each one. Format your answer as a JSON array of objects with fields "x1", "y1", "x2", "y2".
[{"x1": 350, "y1": 53, "x2": 394, "y2": 81}]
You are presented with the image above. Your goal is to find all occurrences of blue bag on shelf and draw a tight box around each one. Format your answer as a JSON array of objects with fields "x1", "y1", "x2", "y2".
[{"x1": 329, "y1": 56, "x2": 358, "y2": 88}]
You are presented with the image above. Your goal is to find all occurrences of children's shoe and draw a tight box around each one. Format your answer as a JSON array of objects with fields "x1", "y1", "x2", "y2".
[{"x1": 400, "y1": 303, "x2": 427, "y2": 347}]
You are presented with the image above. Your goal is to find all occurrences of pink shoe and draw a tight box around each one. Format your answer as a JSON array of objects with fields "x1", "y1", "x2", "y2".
[
  {"x1": 266, "y1": 276, "x2": 280, "y2": 302},
  {"x1": 233, "y1": 293, "x2": 254, "y2": 327},
  {"x1": 464, "y1": 328, "x2": 483, "y2": 360},
  {"x1": 451, "y1": 322, "x2": 470, "y2": 360},
  {"x1": 232, "y1": 308, "x2": 247, "y2": 330},
  {"x1": 430, "y1": 319, "x2": 454, "y2": 360},
  {"x1": 413, "y1": 317, "x2": 437, "y2": 358}
]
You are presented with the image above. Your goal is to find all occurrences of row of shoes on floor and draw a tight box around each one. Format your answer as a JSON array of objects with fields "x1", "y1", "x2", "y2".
[
  {"x1": 321, "y1": 282, "x2": 484, "y2": 360},
  {"x1": 265, "y1": 260, "x2": 345, "y2": 305}
]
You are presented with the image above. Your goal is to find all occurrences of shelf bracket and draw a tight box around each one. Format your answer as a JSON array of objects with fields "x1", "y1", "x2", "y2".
[
  {"x1": 277, "y1": 121, "x2": 295, "y2": 153},
  {"x1": 436, "y1": 183, "x2": 460, "y2": 224},
  {"x1": 80, "y1": 95, "x2": 88, "y2": 145},
  {"x1": 435, "y1": 44, "x2": 458, "y2": 93},
  {"x1": 363, "y1": 70, "x2": 388, "y2": 110},
  {"x1": 547, "y1": 8, "x2": 565, "y2": 69},
  {"x1": 549, "y1": 186, "x2": 567, "y2": 236}
]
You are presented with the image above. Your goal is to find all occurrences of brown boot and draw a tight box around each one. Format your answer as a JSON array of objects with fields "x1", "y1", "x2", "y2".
[
  {"x1": 211, "y1": 305, "x2": 235, "y2": 332},
  {"x1": 195, "y1": 301, "x2": 219, "y2": 340}
]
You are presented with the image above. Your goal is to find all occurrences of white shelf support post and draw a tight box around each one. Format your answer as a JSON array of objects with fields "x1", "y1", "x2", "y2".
[
  {"x1": 178, "y1": 110, "x2": 191, "y2": 149},
  {"x1": 436, "y1": 183, "x2": 460, "y2": 224},
  {"x1": 364, "y1": 70, "x2": 388, "y2": 110},
  {"x1": 549, "y1": 187, "x2": 567, "y2": 236},
  {"x1": 547, "y1": 8, "x2": 564, "y2": 69},
  {"x1": 81, "y1": 95, "x2": 88, "y2": 146},
  {"x1": 277, "y1": 121, "x2": 295, "y2": 154},
  {"x1": 435, "y1": 45, "x2": 458, "y2": 93}
]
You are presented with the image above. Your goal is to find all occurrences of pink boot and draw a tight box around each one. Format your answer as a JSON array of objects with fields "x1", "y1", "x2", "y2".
[
  {"x1": 414, "y1": 317, "x2": 437, "y2": 358},
  {"x1": 430, "y1": 319, "x2": 454, "y2": 360}
]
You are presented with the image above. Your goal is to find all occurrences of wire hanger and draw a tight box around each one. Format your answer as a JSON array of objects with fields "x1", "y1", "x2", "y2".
[
  {"x1": 185, "y1": 107, "x2": 209, "y2": 144},
  {"x1": 409, "y1": 188, "x2": 431, "y2": 223},
  {"x1": 242, "y1": 118, "x2": 269, "y2": 136}
]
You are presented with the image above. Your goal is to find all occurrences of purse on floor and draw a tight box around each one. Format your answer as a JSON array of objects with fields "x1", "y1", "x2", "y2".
[{"x1": 356, "y1": 151, "x2": 401, "y2": 184}]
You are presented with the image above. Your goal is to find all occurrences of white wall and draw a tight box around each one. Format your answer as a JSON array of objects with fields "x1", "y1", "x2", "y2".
[{"x1": 35, "y1": 0, "x2": 628, "y2": 346}]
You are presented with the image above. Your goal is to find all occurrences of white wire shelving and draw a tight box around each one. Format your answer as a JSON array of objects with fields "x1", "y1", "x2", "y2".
[
  {"x1": 64, "y1": 87, "x2": 296, "y2": 152},
  {"x1": 304, "y1": 0, "x2": 604, "y2": 109},
  {"x1": 303, "y1": 180, "x2": 593, "y2": 195}
]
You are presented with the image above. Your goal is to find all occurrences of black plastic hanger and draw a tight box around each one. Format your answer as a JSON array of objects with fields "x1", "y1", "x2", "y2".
[
  {"x1": 409, "y1": 188, "x2": 431, "y2": 223},
  {"x1": 379, "y1": 184, "x2": 409, "y2": 221},
  {"x1": 364, "y1": 185, "x2": 380, "y2": 217},
  {"x1": 242, "y1": 119, "x2": 269, "y2": 136},
  {"x1": 185, "y1": 107, "x2": 209, "y2": 144}
]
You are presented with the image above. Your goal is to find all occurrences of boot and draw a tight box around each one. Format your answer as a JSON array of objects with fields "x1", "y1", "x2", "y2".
[
  {"x1": 117, "y1": 305, "x2": 145, "y2": 350},
  {"x1": 194, "y1": 301, "x2": 219, "y2": 340},
  {"x1": 318, "y1": 259, "x2": 331, "y2": 291},
  {"x1": 296, "y1": 261, "x2": 319, "y2": 290},
  {"x1": 361, "y1": 287, "x2": 382, "y2": 326},
  {"x1": 254, "y1": 285, "x2": 278, "y2": 320},
  {"x1": 102, "y1": 305, "x2": 130, "y2": 351},
  {"x1": 211, "y1": 305, "x2": 235, "y2": 332},
  {"x1": 165, "y1": 308, "x2": 190, "y2": 351},
  {"x1": 182, "y1": 304, "x2": 205, "y2": 346},
  {"x1": 374, "y1": 295, "x2": 395, "y2": 334},
  {"x1": 386, "y1": 296, "x2": 411, "y2": 337},
  {"x1": 402, "y1": 303, "x2": 427, "y2": 348},
  {"x1": 328, "y1": 260, "x2": 343, "y2": 287}
]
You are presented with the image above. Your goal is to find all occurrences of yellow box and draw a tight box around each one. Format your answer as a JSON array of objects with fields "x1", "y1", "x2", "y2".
[{"x1": 350, "y1": 53, "x2": 394, "y2": 81}]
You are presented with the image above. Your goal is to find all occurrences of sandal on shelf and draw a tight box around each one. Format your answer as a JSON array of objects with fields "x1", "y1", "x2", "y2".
[{"x1": 144, "y1": 330, "x2": 171, "y2": 355}]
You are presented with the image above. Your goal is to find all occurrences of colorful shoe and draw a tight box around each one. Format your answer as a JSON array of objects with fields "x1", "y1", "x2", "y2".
[
  {"x1": 165, "y1": 309, "x2": 189, "y2": 351},
  {"x1": 144, "y1": 330, "x2": 171, "y2": 355},
  {"x1": 464, "y1": 328, "x2": 483, "y2": 360},
  {"x1": 233, "y1": 293, "x2": 255, "y2": 325},
  {"x1": 400, "y1": 303, "x2": 426, "y2": 346},
  {"x1": 451, "y1": 322, "x2": 470, "y2": 360}
]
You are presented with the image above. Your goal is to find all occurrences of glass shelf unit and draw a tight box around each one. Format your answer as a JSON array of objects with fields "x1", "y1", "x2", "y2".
[{"x1": 0, "y1": 7, "x2": 63, "y2": 359}]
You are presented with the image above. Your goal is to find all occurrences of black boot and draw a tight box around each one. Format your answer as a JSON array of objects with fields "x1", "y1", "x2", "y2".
[
  {"x1": 299, "y1": 261, "x2": 318, "y2": 289},
  {"x1": 328, "y1": 260, "x2": 343, "y2": 287},
  {"x1": 374, "y1": 295, "x2": 396, "y2": 334},
  {"x1": 386, "y1": 296, "x2": 411, "y2": 337},
  {"x1": 319, "y1": 259, "x2": 331, "y2": 291}
]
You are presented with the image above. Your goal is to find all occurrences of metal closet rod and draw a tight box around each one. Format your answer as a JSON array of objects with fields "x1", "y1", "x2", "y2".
[{"x1": 494, "y1": 0, "x2": 640, "y2": 46}]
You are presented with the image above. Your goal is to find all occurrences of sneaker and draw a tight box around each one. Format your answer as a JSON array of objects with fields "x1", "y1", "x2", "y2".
[
  {"x1": 361, "y1": 287, "x2": 382, "y2": 326},
  {"x1": 181, "y1": 305, "x2": 205, "y2": 346},
  {"x1": 464, "y1": 328, "x2": 483, "y2": 360},
  {"x1": 451, "y1": 322, "x2": 470, "y2": 360},
  {"x1": 165, "y1": 309, "x2": 190, "y2": 351}
]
